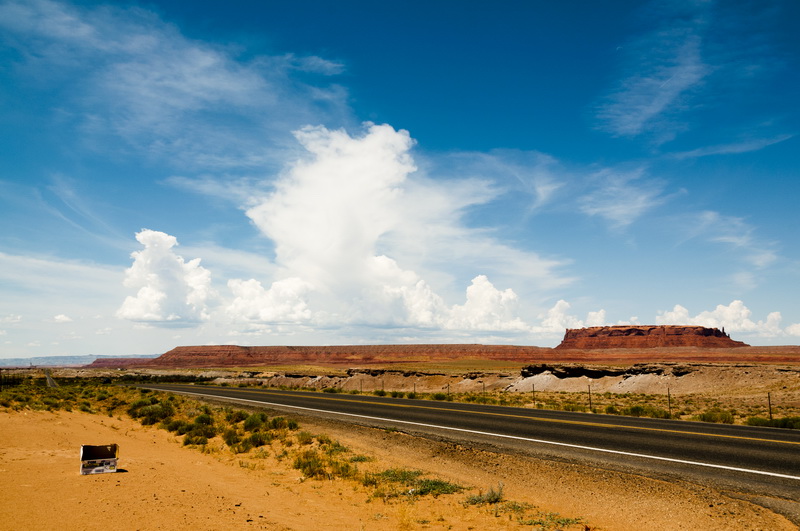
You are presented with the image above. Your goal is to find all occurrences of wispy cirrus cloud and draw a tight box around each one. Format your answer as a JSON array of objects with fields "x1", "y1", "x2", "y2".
[
  {"x1": 0, "y1": 0, "x2": 352, "y2": 171},
  {"x1": 670, "y1": 134, "x2": 793, "y2": 159},
  {"x1": 578, "y1": 167, "x2": 670, "y2": 229},
  {"x1": 596, "y1": 2, "x2": 710, "y2": 141},
  {"x1": 677, "y1": 210, "x2": 779, "y2": 290}
]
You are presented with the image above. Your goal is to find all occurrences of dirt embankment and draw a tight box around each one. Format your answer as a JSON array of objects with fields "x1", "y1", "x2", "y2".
[{"x1": 2, "y1": 409, "x2": 796, "y2": 531}]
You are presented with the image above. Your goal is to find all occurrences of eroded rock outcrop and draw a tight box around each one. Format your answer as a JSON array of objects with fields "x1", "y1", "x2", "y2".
[{"x1": 555, "y1": 325, "x2": 748, "y2": 349}]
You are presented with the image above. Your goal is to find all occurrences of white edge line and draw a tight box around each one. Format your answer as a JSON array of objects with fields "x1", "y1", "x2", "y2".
[{"x1": 160, "y1": 388, "x2": 800, "y2": 482}]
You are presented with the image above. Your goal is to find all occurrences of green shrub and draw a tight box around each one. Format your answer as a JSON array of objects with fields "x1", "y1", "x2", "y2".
[
  {"x1": 132, "y1": 402, "x2": 174, "y2": 425},
  {"x1": 329, "y1": 459, "x2": 357, "y2": 479},
  {"x1": 746, "y1": 416, "x2": 800, "y2": 429},
  {"x1": 243, "y1": 412, "x2": 266, "y2": 431},
  {"x1": 269, "y1": 417, "x2": 289, "y2": 430},
  {"x1": 183, "y1": 434, "x2": 208, "y2": 446},
  {"x1": 247, "y1": 431, "x2": 273, "y2": 447},
  {"x1": 414, "y1": 478, "x2": 463, "y2": 497},
  {"x1": 390, "y1": 391, "x2": 405, "y2": 398},
  {"x1": 431, "y1": 393, "x2": 447, "y2": 401},
  {"x1": 293, "y1": 449, "x2": 327, "y2": 479},
  {"x1": 222, "y1": 428, "x2": 241, "y2": 446},
  {"x1": 373, "y1": 389, "x2": 387, "y2": 397},
  {"x1": 193, "y1": 413, "x2": 214, "y2": 425},
  {"x1": 163, "y1": 419, "x2": 191, "y2": 433},
  {"x1": 225, "y1": 410, "x2": 249, "y2": 423},
  {"x1": 376, "y1": 468, "x2": 423, "y2": 484},
  {"x1": 696, "y1": 408, "x2": 734, "y2": 424},
  {"x1": 188, "y1": 424, "x2": 217, "y2": 438},
  {"x1": 464, "y1": 483, "x2": 504, "y2": 505},
  {"x1": 296, "y1": 431, "x2": 314, "y2": 445}
]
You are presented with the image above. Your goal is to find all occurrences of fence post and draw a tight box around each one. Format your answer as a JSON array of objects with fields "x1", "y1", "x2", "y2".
[
  {"x1": 532, "y1": 383, "x2": 536, "y2": 408},
  {"x1": 768, "y1": 392, "x2": 773, "y2": 420},
  {"x1": 588, "y1": 384, "x2": 593, "y2": 411},
  {"x1": 667, "y1": 387, "x2": 672, "y2": 418}
]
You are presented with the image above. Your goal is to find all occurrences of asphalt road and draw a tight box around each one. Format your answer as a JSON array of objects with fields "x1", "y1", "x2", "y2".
[{"x1": 142, "y1": 384, "x2": 800, "y2": 503}]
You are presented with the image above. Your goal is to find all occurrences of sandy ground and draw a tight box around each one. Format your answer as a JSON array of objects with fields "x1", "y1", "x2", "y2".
[{"x1": 1, "y1": 409, "x2": 796, "y2": 530}]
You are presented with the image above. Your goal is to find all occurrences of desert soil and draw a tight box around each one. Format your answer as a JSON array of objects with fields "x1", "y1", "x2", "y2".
[{"x1": 1, "y1": 408, "x2": 796, "y2": 531}]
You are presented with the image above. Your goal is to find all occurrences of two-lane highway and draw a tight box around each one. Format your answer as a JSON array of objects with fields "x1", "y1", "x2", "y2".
[{"x1": 142, "y1": 384, "x2": 800, "y2": 501}]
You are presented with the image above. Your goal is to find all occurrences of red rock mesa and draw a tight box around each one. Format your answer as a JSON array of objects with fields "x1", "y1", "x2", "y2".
[{"x1": 555, "y1": 325, "x2": 748, "y2": 349}]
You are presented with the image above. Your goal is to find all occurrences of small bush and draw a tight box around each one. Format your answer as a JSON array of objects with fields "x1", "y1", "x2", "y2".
[
  {"x1": 193, "y1": 413, "x2": 214, "y2": 425},
  {"x1": 414, "y1": 478, "x2": 463, "y2": 497},
  {"x1": 248, "y1": 431, "x2": 273, "y2": 447},
  {"x1": 377, "y1": 468, "x2": 423, "y2": 484},
  {"x1": 134, "y1": 402, "x2": 174, "y2": 425},
  {"x1": 696, "y1": 408, "x2": 735, "y2": 424},
  {"x1": 390, "y1": 391, "x2": 405, "y2": 398},
  {"x1": 188, "y1": 424, "x2": 217, "y2": 438},
  {"x1": 222, "y1": 428, "x2": 241, "y2": 446},
  {"x1": 267, "y1": 416, "x2": 296, "y2": 430},
  {"x1": 296, "y1": 431, "x2": 314, "y2": 445},
  {"x1": 225, "y1": 410, "x2": 249, "y2": 423},
  {"x1": 405, "y1": 392, "x2": 417, "y2": 399},
  {"x1": 293, "y1": 449, "x2": 327, "y2": 479},
  {"x1": 163, "y1": 419, "x2": 190, "y2": 433},
  {"x1": 243, "y1": 413, "x2": 266, "y2": 431},
  {"x1": 329, "y1": 459, "x2": 357, "y2": 479},
  {"x1": 464, "y1": 483, "x2": 504, "y2": 505},
  {"x1": 431, "y1": 393, "x2": 448, "y2": 401},
  {"x1": 747, "y1": 416, "x2": 800, "y2": 429},
  {"x1": 183, "y1": 434, "x2": 208, "y2": 446},
  {"x1": 373, "y1": 389, "x2": 387, "y2": 397}
]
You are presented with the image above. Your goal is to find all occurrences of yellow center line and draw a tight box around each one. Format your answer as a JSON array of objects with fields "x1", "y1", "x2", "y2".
[{"x1": 212, "y1": 386, "x2": 800, "y2": 447}]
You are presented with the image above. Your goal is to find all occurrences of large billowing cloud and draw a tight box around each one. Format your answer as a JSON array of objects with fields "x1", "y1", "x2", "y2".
[
  {"x1": 230, "y1": 124, "x2": 544, "y2": 332},
  {"x1": 117, "y1": 230, "x2": 212, "y2": 325}
]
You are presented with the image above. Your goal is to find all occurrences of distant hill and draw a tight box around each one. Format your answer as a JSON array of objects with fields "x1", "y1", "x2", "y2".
[{"x1": 0, "y1": 354, "x2": 158, "y2": 368}]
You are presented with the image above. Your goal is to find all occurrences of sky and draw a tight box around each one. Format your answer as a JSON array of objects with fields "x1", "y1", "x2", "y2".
[{"x1": 1, "y1": 0, "x2": 798, "y2": 359}]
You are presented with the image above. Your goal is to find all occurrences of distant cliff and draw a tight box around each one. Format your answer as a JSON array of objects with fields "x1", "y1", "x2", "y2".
[
  {"x1": 555, "y1": 325, "x2": 748, "y2": 349},
  {"x1": 113, "y1": 344, "x2": 551, "y2": 368}
]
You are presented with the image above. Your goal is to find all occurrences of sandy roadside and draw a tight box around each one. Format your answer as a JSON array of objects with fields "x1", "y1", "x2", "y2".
[{"x1": 0, "y1": 410, "x2": 795, "y2": 530}]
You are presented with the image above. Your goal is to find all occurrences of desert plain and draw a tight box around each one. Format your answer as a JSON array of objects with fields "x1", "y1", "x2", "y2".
[{"x1": 2, "y1": 338, "x2": 800, "y2": 530}]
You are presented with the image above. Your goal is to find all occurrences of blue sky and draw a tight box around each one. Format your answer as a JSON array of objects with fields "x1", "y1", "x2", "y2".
[{"x1": 1, "y1": 0, "x2": 798, "y2": 358}]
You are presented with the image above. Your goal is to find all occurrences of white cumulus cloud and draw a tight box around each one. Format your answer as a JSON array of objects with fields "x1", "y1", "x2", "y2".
[
  {"x1": 532, "y1": 300, "x2": 606, "y2": 336},
  {"x1": 117, "y1": 229, "x2": 213, "y2": 325},
  {"x1": 226, "y1": 278, "x2": 312, "y2": 324},
  {"x1": 445, "y1": 276, "x2": 527, "y2": 331},
  {"x1": 656, "y1": 300, "x2": 783, "y2": 337},
  {"x1": 232, "y1": 123, "x2": 549, "y2": 332}
]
